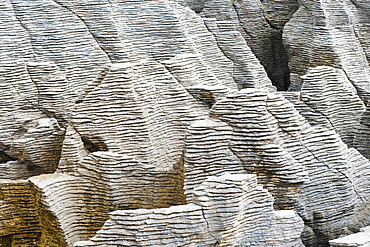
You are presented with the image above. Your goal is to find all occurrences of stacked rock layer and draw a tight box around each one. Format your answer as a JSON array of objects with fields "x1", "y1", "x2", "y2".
[
  {"x1": 0, "y1": 0, "x2": 370, "y2": 246},
  {"x1": 74, "y1": 173, "x2": 304, "y2": 247}
]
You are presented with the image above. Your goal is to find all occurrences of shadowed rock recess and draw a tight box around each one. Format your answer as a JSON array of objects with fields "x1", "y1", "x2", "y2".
[{"x1": 1, "y1": 0, "x2": 370, "y2": 246}]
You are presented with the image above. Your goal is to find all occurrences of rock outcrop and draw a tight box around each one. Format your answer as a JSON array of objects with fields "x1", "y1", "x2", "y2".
[
  {"x1": 1, "y1": 0, "x2": 370, "y2": 246},
  {"x1": 74, "y1": 173, "x2": 304, "y2": 247},
  {"x1": 329, "y1": 226, "x2": 370, "y2": 247}
]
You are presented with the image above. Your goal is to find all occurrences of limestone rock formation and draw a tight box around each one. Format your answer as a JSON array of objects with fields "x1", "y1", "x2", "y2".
[
  {"x1": 354, "y1": 104, "x2": 370, "y2": 160},
  {"x1": 1, "y1": 0, "x2": 370, "y2": 246},
  {"x1": 329, "y1": 226, "x2": 370, "y2": 247},
  {"x1": 74, "y1": 173, "x2": 304, "y2": 247},
  {"x1": 283, "y1": 0, "x2": 370, "y2": 100}
]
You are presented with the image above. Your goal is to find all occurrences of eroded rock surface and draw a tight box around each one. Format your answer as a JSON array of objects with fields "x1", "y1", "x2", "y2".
[
  {"x1": 74, "y1": 173, "x2": 304, "y2": 247},
  {"x1": 1, "y1": 0, "x2": 370, "y2": 246}
]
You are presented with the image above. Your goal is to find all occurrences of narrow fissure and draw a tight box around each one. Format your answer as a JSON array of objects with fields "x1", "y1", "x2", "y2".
[
  {"x1": 81, "y1": 136, "x2": 108, "y2": 153},
  {"x1": 265, "y1": 29, "x2": 292, "y2": 91},
  {"x1": 0, "y1": 151, "x2": 17, "y2": 163},
  {"x1": 231, "y1": 2, "x2": 297, "y2": 91}
]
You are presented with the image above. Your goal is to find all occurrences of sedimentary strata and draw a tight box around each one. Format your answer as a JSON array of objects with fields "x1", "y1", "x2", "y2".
[{"x1": 1, "y1": 0, "x2": 370, "y2": 246}]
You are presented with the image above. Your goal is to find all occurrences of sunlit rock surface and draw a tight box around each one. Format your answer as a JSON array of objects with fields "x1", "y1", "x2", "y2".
[
  {"x1": 1, "y1": 0, "x2": 370, "y2": 246},
  {"x1": 74, "y1": 173, "x2": 304, "y2": 247},
  {"x1": 329, "y1": 226, "x2": 370, "y2": 247}
]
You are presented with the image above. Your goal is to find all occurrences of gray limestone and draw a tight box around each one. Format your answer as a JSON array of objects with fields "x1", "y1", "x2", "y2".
[
  {"x1": 74, "y1": 173, "x2": 304, "y2": 247},
  {"x1": 0, "y1": 0, "x2": 370, "y2": 246}
]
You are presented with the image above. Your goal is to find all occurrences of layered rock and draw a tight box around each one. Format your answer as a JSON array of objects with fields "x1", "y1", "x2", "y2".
[
  {"x1": 175, "y1": 0, "x2": 296, "y2": 90},
  {"x1": 0, "y1": 66, "x2": 65, "y2": 178},
  {"x1": 0, "y1": 180, "x2": 41, "y2": 246},
  {"x1": 283, "y1": 0, "x2": 370, "y2": 100},
  {"x1": 74, "y1": 173, "x2": 304, "y2": 247},
  {"x1": 197, "y1": 88, "x2": 370, "y2": 246},
  {"x1": 329, "y1": 226, "x2": 370, "y2": 247},
  {"x1": 1, "y1": 0, "x2": 370, "y2": 246},
  {"x1": 354, "y1": 104, "x2": 370, "y2": 160},
  {"x1": 298, "y1": 66, "x2": 365, "y2": 146}
]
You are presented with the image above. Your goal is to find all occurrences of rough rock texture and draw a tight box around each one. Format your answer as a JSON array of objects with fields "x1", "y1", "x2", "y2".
[
  {"x1": 74, "y1": 173, "x2": 304, "y2": 247},
  {"x1": 329, "y1": 226, "x2": 370, "y2": 247},
  {"x1": 297, "y1": 66, "x2": 365, "y2": 146},
  {"x1": 175, "y1": 0, "x2": 297, "y2": 90},
  {"x1": 183, "y1": 87, "x2": 370, "y2": 246},
  {"x1": 354, "y1": 104, "x2": 370, "y2": 160},
  {"x1": 283, "y1": 0, "x2": 370, "y2": 101},
  {"x1": 1, "y1": 0, "x2": 370, "y2": 246},
  {"x1": 0, "y1": 180, "x2": 41, "y2": 246}
]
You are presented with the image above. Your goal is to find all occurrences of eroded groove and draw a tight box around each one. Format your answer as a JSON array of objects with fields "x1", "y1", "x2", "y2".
[
  {"x1": 8, "y1": 0, "x2": 37, "y2": 60},
  {"x1": 232, "y1": 2, "x2": 292, "y2": 90},
  {"x1": 50, "y1": 0, "x2": 112, "y2": 63}
]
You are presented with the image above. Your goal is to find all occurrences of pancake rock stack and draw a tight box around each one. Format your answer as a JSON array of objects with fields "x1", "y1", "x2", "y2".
[
  {"x1": 1, "y1": 0, "x2": 370, "y2": 246},
  {"x1": 74, "y1": 173, "x2": 304, "y2": 247}
]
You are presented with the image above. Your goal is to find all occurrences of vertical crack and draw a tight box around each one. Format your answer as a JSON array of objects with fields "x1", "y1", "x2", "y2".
[
  {"x1": 25, "y1": 65, "x2": 41, "y2": 107},
  {"x1": 202, "y1": 20, "x2": 236, "y2": 79},
  {"x1": 8, "y1": 0, "x2": 37, "y2": 60},
  {"x1": 232, "y1": 3, "x2": 291, "y2": 90},
  {"x1": 263, "y1": 15, "x2": 282, "y2": 31},
  {"x1": 49, "y1": 0, "x2": 112, "y2": 63},
  {"x1": 199, "y1": 208, "x2": 220, "y2": 246},
  {"x1": 265, "y1": 106, "x2": 365, "y2": 203},
  {"x1": 231, "y1": 4, "x2": 255, "y2": 41}
]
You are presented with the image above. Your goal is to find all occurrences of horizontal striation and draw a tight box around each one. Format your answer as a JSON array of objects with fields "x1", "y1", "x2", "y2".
[
  {"x1": 71, "y1": 61, "x2": 203, "y2": 171},
  {"x1": 192, "y1": 173, "x2": 304, "y2": 247},
  {"x1": 74, "y1": 173, "x2": 303, "y2": 247},
  {"x1": 74, "y1": 204, "x2": 216, "y2": 247},
  {"x1": 30, "y1": 174, "x2": 108, "y2": 246},
  {"x1": 283, "y1": 0, "x2": 370, "y2": 100},
  {"x1": 0, "y1": 1, "x2": 34, "y2": 60},
  {"x1": 299, "y1": 66, "x2": 366, "y2": 146},
  {"x1": 28, "y1": 150, "x2": 186, "y2": 246},
  {"x1": 26, "y1": 62, "x2": 75, "y2": 121},
  {"x1": 75, "y1": 151, "x2": 185, "y2": 210},
  {"x1": 210, "y1": 88, "x2": 307, "y2": 209},
  {"x1": 208, "y1": 88, "x2": 370, "y2": 243},
  {"x1": 203, "y1": 18, "x2": 276, "y2": 91},
  {"x1": 0, "y1": 0, "x2": 369, "y2": 246},
  {"x1": 354, "y1": 103, "x2": 370, "y2": 159},
  {"x1": 9, "y1": 0, "x2": 110, "y2": 92},
  {"x1": 283, "y1": 92, "x2": 336, "y2": 130},
  {"x1": 184, "y1": 117, "x2": 245, "y2": 202},
  {"x1": 0, "y1": 180, "x2": 41, "y2": 247}
]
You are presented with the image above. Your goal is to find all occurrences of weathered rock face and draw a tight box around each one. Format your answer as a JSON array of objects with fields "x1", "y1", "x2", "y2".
[
  {"x1": 175, "y1": 0, "x2": 297, "y2": 90},
  {"x1": 1, "y1": 0, "x2": 370, "y2": 246},
  {"x1": 283, "y1": 0, "x2": 370, "y2": 100},
  {"x1": 74, "y1": 173, "x2": 304, "y2": 247},
  {"x1": 329, "y1": 225, "x2": 370, "y2": 247}
]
